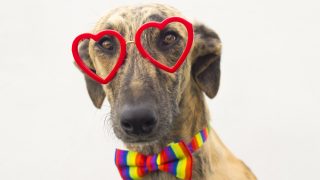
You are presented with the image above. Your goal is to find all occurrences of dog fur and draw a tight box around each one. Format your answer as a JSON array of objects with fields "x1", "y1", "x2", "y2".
[{"x1": 77, "y1": 4, "x2": 256, "y2": 180}]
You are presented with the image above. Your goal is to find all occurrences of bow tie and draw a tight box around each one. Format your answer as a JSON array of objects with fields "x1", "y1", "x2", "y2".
[{"x1": 115, "y1": 127, "x2": 209, "y2": 180}]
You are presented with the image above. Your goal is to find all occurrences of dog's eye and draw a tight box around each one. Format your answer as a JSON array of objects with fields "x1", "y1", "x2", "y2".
[
  {"x1": 97, "y1": 37, "x2": 116, "y2": 53},
  {"x1": 101, "y1": 40, "x2": 113, "y2": 50},
  {"x1": 158, "y1": 31, "x2": 179, "y2": 50},
  {"x1": 163, "y1": 32, "x2": 177, "y2": 45}
]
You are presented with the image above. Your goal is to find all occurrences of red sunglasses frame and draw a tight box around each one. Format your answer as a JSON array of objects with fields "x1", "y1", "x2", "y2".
[{"x1": 72, "y1": 17, "x2": 194, "y2": 84}]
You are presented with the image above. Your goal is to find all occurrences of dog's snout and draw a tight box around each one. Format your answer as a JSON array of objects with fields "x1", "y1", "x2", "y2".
[{"x1": 120, "y1": 105, "x2": 157, "y2": 136}]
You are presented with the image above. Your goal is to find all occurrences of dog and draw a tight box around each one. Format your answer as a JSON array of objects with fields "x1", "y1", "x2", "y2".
[{"x1": 76, "y1": 4, "x2": 256, "y2": 180}]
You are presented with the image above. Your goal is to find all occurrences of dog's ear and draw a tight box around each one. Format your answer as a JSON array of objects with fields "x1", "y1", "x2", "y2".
[
  {"x1": 76, "y1": 39, "x2": 106, "y2": 108},
  {"x1": 190, "y1": 23, "x2": 222, "y2": 99}
]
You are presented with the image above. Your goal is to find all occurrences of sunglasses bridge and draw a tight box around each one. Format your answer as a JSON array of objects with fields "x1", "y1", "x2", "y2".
[{"x1": 126, "y1": 40, "x2": 135, "y2": 45}]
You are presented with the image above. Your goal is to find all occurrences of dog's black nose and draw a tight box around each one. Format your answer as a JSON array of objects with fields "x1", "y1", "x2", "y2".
[{"x1": 120, "y1": 105, "x2": 157, "y2": 136}]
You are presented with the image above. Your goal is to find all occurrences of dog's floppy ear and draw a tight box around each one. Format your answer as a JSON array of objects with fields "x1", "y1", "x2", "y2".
[
  {"x1": 190, "y1": 23, "x2": 222, "y2": 98},
  {"x1": 76, "y1": 39, "x2": 106, "y2": 108}
]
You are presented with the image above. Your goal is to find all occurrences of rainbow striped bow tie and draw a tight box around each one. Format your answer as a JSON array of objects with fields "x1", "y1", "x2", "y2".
[{"x1": 115, "y1": 127, "x2": 209, "y2": 180}]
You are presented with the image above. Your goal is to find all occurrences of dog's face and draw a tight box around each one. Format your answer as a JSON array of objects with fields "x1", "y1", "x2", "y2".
[{"x1": 78, "y1": 4, "x2": 221, "y2": 144}]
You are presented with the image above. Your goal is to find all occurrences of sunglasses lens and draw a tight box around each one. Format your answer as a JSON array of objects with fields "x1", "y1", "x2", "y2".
[
  {"x1": 74, "y1": 33, "x2": 123, "y2": 84},
  {"x1": 139, "y1": 22, "x2": 188, "y2": 67},
  {"x1": 91, "y1": 36, "x2": 122, "y2": 80}
]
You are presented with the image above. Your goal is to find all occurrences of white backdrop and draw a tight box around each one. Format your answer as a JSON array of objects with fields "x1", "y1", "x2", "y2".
[{"x1": 0, "y1": 0, "x2": 319, "y2": 179}]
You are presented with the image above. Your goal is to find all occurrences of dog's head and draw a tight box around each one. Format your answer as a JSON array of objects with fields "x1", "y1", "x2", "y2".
[{"x1": 77, "y1": 4, "x2": 221, "y2": 144}]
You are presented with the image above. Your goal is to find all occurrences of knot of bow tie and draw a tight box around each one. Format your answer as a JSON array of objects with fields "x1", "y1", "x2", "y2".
[{"x1": 115, "y1": 127, "x2": 210, "y2": 180}]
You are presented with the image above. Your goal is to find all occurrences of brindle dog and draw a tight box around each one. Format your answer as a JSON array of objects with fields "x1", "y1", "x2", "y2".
[{"x1": 77, "y1": 4, "x2": 256, "y2": 180}]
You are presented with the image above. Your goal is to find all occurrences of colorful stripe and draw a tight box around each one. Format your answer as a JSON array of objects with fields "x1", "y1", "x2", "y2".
[
  {"x1": 179, "y1": 142, "x2": 192, "y2": 179},
  {"x1": 115, "y1": 149, "x2": 146, "y2": 179},
  {"x1": 115, "y1": 127, "x2": 209, "y2": 180},
  {"x1": 187, "y1": 127, "x2": 209, "y2": 153},
  {"x1": 146, "y1": 155, "x2": 158, "y2": 172},
  {"x1": 157, "y1": 142, "x2": 192, "y2": 180}
]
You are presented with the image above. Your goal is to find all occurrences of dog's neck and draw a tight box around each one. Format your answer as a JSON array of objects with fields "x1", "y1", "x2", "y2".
[{"x1": 126, "y1": 81, "x2": 209, "y2": 153}]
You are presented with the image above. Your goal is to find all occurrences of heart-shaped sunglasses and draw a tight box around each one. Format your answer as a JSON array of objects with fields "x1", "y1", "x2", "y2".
[{"x1": 72, "y1": 17, "x2": 194, "y2": 84}]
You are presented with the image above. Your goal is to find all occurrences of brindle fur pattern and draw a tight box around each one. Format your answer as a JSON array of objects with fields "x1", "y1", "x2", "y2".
[{"x1": 78, "y1": 4, "x2": 256, "y2": 180}]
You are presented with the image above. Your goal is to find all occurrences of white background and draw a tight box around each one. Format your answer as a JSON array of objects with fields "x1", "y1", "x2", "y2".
[{"x1": 0, "y1": 0, "x2": 319, "y2": 179}]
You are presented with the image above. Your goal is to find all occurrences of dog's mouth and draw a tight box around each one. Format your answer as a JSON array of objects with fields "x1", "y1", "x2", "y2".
[
  {"x1": 119, "y1": 132, "x2": 164, "y2": 144},
  {"x1": 113, "y1": 121, "x2": 170, "y2": 146},
  {"x1": 125, "y1": 138, "x2": 160, "y2": 145},
  {"x1": 123, "y1": 136, "x2": 173, "y2": 154},
  {"x1": 123, "y1": 137, "x2": 153, "y2": 143}
]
